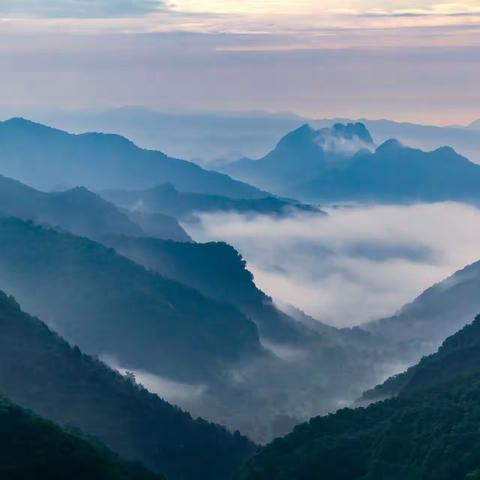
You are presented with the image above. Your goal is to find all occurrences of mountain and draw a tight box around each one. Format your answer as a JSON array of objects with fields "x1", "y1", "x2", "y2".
[
  {"x1": 0, "y1": 217, "x2": 262, "y2": 383},
  {"x1": 0, "y1": 395, "x2": 162, "y2": 480},
  {"x1": 0, "y1": 217, "x2": 388, "y2": 444},
  {"x1": 17, "y1": 106, "x2": 306, "y2": 164},
  {"x1": 293, "y1": 138, "x2": 480, "y2": 204},
  {"x1": 363, "y1": 258, "x2": 480, "y2": 362},
  {"x1": 126, "y1": 209, "x2": 192, "y2": 242},
  {"x1": 221, "y1": 123, "x2": 374, "y2": 193},
  {"x1": 0, "y1": 117, "x2": 268, "y2": 199},
  {"x1": 0, "y1": 174, "x2": 145, "y2": 238},
  {"x1": 0, "y1": 290, "x2": 255, "y2": 480},
  {"x1": 22, "y1": 108, "x2": 480, "y2": 165},
  {"x1": 358, "y1": 118, "x2": 480, "y2": 163},
  {"x1": 100, "y1": 236, "x2": 313, "y2": 343},
  {"x1": 360, "y1": 316, "x2": 480, "y2": 404},
  {"x1": 101, "y1": 183, "x2": 320, "y2": 222},
  {"x1": 239, "y1": 315, "x2": 480, "y2": 480}
]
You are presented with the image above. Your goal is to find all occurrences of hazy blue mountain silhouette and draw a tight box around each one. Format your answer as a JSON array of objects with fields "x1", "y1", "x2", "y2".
[
  {"x1": 363, "y1": 257, "x2": 480, "y2": 361},
  {"x1": 101, "y1": 182, "x2": 320, "y2": 221},
  {"x1": 294, "y1": 139, "x2": 480, "y2": 203},
  {"x1": 222, "y1": 123, "x2": 373, "y2": 192},
  {"x1": 0, "y1": 117, "x2": 268, "y2": 198}
]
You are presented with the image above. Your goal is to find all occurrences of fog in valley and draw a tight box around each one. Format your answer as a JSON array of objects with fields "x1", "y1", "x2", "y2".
[{"x1": 186, "y1": 202, "x2": 480, "y2": 327}]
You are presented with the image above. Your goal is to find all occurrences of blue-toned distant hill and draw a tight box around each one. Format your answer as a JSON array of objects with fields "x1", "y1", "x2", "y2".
[
  {"x1": 0, "y1": 117, "x2": 268, "y2": 199},
  {"x1": 0, "y1": 290, "x2": 254, "y2": 480},
  {"x1": 0, "y1": 173, "x2": 191, "y2": 241},
  {"x1": 221, "y1": 123, "x2": 374, "y2": 193},
  {"x1": 101, "y1": 182, "x2": 320, "y2": 221},
  {"x1": 295, "y1": 139, "x2": 480, "y2": 204},
  {"x1": 362, "y1": 257, "x2": 480, "y2": 363},
  {"x1": 223, "y1": 122, "x2": 480, "y2": 204},
  {"x1": 240, "y1": 314, "x2": 480, "y2": 480},
  {"x1": 0, "y1": 173, "x2": 141, "y2": 238}
]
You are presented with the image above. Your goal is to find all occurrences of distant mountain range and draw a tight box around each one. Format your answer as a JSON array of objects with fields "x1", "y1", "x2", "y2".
[
  {"x1": 240, "y1": 314, "x2": 480, "y2": 480},
  {"x1": 101, "y1": 182, "x2": 320, "y2": 222},
  {"x1": 0, "y1": 117, "x2": 268, "y2": 199},
  {"x1": 222, "y1": 122, "x2": 480, "y2": 204},
  {"x1": 14, "y1": 107, "x2": 480, "y2": 164}
]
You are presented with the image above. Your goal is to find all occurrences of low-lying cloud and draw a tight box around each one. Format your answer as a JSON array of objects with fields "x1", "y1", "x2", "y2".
[{"x1": 186, "y1": 202, "x2": 480, "y2": 327}]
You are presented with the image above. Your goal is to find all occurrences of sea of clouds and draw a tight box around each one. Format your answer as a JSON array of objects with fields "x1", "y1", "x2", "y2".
[{"x1": 186, "y1": 202, "x2": 480, "y2": 327}]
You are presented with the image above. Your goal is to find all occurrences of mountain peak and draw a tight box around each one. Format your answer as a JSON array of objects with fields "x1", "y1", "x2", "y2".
[
  {"x1": 376, "y1": 138, "x2": 404, "y2": 153},
  {"x1": 1, "y1": 117, "x2": 62, "y2": 134},
  {"x1": 331, "y1": 122, "x2": 374, "y2": 145},
  {"x1": 276, "y1": 123, "x2": 315, "y2": 148}
]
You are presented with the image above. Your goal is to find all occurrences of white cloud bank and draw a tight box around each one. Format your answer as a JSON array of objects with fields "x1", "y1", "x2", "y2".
[{"x1": 186, "y1": 202, "x2": 480, "y2": 327}]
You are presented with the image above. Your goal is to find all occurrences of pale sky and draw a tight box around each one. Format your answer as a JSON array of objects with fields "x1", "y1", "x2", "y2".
[{"x1": 0, "y1": 0, "x2": 479, "y2": 123}]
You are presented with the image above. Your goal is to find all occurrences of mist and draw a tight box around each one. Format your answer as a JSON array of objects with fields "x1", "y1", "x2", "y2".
[{"x1": 186, "y1": 202, "x2": 480, "y2": 327}]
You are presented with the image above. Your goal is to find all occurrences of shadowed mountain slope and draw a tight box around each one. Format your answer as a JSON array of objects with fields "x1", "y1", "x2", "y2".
[
  {"x1": 0, "y1": 395, "x2": 163, "y2": 480},
  {"x1": 0, "y1": 290, "x2": 255, "y2": 480},
  {"x1": 101, "y1": 236, "x2": 311, "y2": 343},
  {"x1": 240, "y1": 315, "x2": 480, "y2": 480},
  {"x1": 0, "y1": 217, "x2": 262, "y2": 383}
]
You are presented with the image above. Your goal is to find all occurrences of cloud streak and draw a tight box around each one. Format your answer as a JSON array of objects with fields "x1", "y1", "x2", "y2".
[
  {"x1": 0, "y1": 0, "x2": 164, "y2": 18},
  {"x1": 186, "y1": 203, "x2": 480, "y2": 327}
]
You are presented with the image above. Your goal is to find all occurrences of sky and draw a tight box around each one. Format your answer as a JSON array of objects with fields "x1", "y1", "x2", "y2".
[
  {"x1": 0, "y1": 1, "x2": 479, "y2": 123},
  {"x1": 188, "y1": 202, "x2": 480, "y2": 327}
]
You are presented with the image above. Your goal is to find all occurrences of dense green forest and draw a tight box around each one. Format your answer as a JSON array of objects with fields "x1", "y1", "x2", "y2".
[
  {"x1": 0, "y1": 217, "x2": 263, "y2": 382},
  {"x1": 240, "y1": 315, "x2": 480, "y2": 480},
  {"x1": 0, "y1": 290, "x2": 255, "y2": 480},
  {"x1": 0, "y1": 396, "x2": 162, "y2": 480}
]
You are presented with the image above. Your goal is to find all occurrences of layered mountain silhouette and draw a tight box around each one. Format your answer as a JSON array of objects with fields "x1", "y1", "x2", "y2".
[
  {"x1": 0, "y1": 290, "x2": 254, "y2": 480},
  {"x1": 295, "y1": 139, "x2": 480, "y2": 203},
  {"x1": 0, "y1": 395, "x2": 162, "y2": 480},
  {"x1": 101, "y1": 182, "x2": 319, "y2": 221},
  {"x1": 0, "y1": 173, "x2": 191, "y2": 241},
  {"x1": 0, "y1": 117, "x2": 268, "y2": 198},
  {"x1": 126, "y1": 209, "x2": 192, "y2": 242},
  {"x1": 222, "y1": 123, "x2": 374, "y2": 193},
  {"x1": 363, "y1": 258, "x2": 480, "y2": 363},
  {"x1": 240, "y1": 314, "x2": 480, "y2": 480},
  {"x1": 0, "y1": 174, "x2": 140, "y2": 238},
  {"x1": 222, "y1": 122, "x2": 480, "y2": 205},
  {"x1": 0, "y1": 218, "x2": 262, "y2": 383}
]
